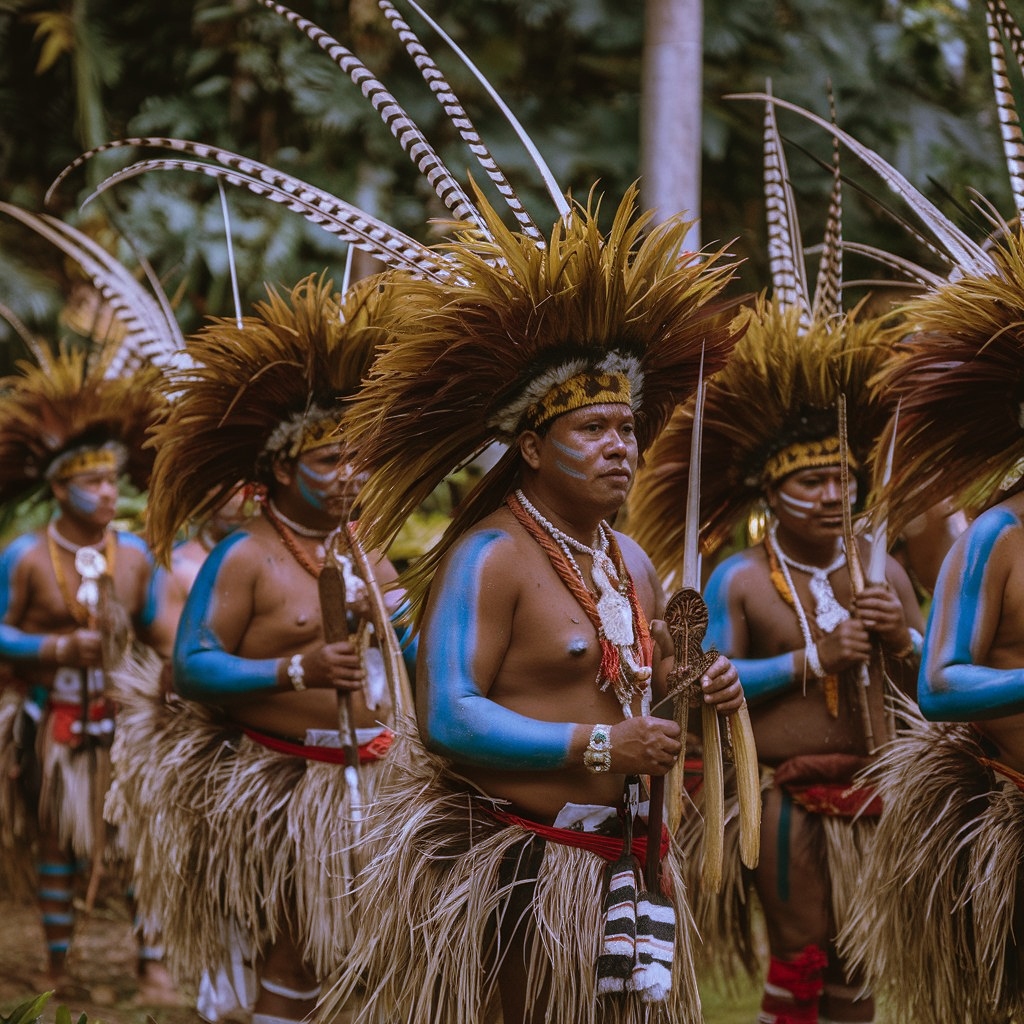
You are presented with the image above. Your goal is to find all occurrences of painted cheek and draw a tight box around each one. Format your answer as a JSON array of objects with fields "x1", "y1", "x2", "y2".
[
  {"x1": 297, "y1": 463, "x2": 337, "y2": 511},
  {"x1": 777, "y1": 491, "x2": 815, "y2": 520},
  {"x1": 550, "y1": 438, "x2": 588, "y2": 481},
  {"x1": 68, "y1": 484, "x2": 102, "y2": 516}
]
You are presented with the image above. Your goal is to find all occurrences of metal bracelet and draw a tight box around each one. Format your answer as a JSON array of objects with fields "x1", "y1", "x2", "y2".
[{"x1": 583, "y1": 723, "x2": 613, "y2": 773}]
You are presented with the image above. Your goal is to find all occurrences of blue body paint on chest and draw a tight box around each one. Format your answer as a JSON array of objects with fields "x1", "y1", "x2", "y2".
[{"x1": 421, "y1": 530, "x2": 574, "y2": 770}]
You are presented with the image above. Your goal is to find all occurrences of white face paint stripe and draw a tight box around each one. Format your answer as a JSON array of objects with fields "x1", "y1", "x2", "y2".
[
  {"x1": 554, "y1": 461, "x2": 588, "y2": 480},
  {"x1": 777, "y1": 491, "x2": 815, "y2": 519}
]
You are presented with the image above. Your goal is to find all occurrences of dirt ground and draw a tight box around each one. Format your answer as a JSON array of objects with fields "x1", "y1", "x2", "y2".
[{"x1": 0, "y1": 894, "x2": 202, "y2": 1024}]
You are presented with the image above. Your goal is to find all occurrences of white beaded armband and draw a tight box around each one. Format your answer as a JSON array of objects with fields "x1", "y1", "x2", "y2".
[
  {"x1": 287, "y1": 653, "x2": 306, "y2": 692},
  {"x1": 583, "y1": 723, "x2": 613, "y2": 774}
]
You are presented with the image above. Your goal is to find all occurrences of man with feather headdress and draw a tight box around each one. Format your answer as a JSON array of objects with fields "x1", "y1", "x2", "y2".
[
  {"x1": 0, "y1": 343, "x2": 173, "y2": 988},
  {"x1": 105, "y1": 273, "x2": 412, "y2": 1024},
  {"x1": 628, "y1": 99, "x2": 923, "y2": 1024},
  {"x1": 315, "y1": 186, "x2": 748, "y2": 1024}
]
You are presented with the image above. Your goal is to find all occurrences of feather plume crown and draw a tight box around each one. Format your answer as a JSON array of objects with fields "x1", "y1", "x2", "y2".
[
  {"x1": 0, "y1": 343, "x2": 165, "y2": 508},
  {"x1": 869, "y1": 225, "x2": 1024, "y2": 530},
  {"x1": 344, "y1": 183, "x2": 745, "y2": 615},
  {"x1": 146, "y1": 272, "x2": 389, "y2": 562},
  {"x1": 628, "y1": 296, "x2": 900, "y2": 576}
]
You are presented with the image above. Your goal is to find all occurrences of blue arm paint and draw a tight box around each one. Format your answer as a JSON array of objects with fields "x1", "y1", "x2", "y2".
[
  {"x1": 0, "y1": 535, "x2": 48, "y2": 661},
  {"x1": 173, "y1": 532, "x2": 280, "y2": 701},
  {"x1": 390, "y1": 601, "x2": 419, "y2": 684},
  {"x1": 920, "y1": 507, "x2": 1024, "y2": 721},
  {"x1": 705, "y1": 556, "x2": 797, "y2": 703},
  {"x1": 421, "y1": 530, "x2": 575, "y2": 770}
]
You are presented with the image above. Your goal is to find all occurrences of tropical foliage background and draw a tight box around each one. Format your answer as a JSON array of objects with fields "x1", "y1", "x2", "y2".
[{"x1": 0, "y1": 0, "x2": 1012, "y2": 364}]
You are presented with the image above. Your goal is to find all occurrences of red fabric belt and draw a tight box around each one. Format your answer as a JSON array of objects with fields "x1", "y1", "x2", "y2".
[
  {"x1": 783, "y1": 781, "x2": 882, "y2": 818},
  {"x1": 483, "y1": 805, "x2": 671, "y2": 864},
  {"x1": 242, "y1": 726, "x2": 394, "y2": 764},
  {"x1": 49, "y1": 698, "x2": 116, "y2": 747}
]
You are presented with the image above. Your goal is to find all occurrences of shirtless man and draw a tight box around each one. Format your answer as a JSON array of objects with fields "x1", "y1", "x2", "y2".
[
  {"x1": 0, "y1": 344, "x2": 174, "y2": 991},
  {"x1": 703, "y1": 450, "x2": 923, "y2": 1024},
  {"x1": 320, "y1": 190, "x2": 745, "y2": 1024},
  {"x1": 110, "y1": 275, "x2": 406, "y2": 1024},
  {"x1": 0, "y1": 455, "x2": 170, "y2": 980}
]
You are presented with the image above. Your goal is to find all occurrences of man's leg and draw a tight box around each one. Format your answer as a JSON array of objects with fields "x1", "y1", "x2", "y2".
[
  {"x1": 254, "y1": 926, "x2": 320, "y2": 1024},
  {"x1": 36, "y1": 828, "x2": 77, "y2": 978},
  {"x1": 752, "y1": 787, "x2": 832, "y2": 1024}
]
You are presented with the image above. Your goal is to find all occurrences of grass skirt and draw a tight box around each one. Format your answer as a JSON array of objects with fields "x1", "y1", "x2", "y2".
[
  {"x1": 320, "y1": 725, "x2": 701, "y2": 1024},
  {"x1": 105, "y1": 649, "x2": 384, "y2": 989},
  {"x1": 840, "y1": 706, "x2": 1024, "y2": 1024}
]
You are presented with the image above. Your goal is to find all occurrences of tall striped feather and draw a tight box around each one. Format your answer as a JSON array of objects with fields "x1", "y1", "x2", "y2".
[
  {"x1": 257, "y1": 0, "x2": 487, "y2": 237},
  {"x1": 986, "y1": 2, "x2": 1024, "y2": 218},
  {"x1": 397, "y1": 0, "x2": 570, "y2": 221},
  {"x1": 762, "y1": 86, "x2": 810, "y2": 323},
  {"x1": 730, "y1": 91, "x2": 997, "y2": 277},
  {"x1": 377, "y1": 0, "x2": 543, "y2": 241},
  {"x1": 0, "y1": 201, "x2": 182, "y2": 375},
  {"x1": 811, "y1": 86, "x2": 843, "y2": 321},
  {"x1": 65, "y1": 144, "x2": 452, "y2": 282}
]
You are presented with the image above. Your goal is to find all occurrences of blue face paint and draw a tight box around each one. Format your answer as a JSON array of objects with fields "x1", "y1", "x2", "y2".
[
  {"x1": 550, "y1": 438, "x2": 588, "y2": 481},
  {"x1": 68, "y1": 483, "x2": 102, "y2": 517},
  {"x1": 173, "y1": 530, "x2": 281, "y2": 701},
  {"x1": 919, "y1": 506, "x2": 1024, "y2": 721},
  {"x1": 419, "y1": 529, "x2": 575, "y2": 769},
  {"x1": 705, "y1": 554, "x2": 800, "y2": 703},
  {"x1": 297, "y1": 461, "x2": 337, "y2": 512}
]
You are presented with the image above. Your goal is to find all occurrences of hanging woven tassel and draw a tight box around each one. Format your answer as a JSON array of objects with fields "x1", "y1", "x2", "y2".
[{"x1": 596, "y1": 776, "x2": 641, "y2": 993}]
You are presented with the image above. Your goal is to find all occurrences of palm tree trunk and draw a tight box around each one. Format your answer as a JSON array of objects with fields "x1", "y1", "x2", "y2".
[{"x1": 640, "y1": 0, "x2": 703, "y2": 249}]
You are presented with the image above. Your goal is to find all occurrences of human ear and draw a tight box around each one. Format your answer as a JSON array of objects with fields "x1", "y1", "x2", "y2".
[
  {"x1": 271, "y1": 457, "x2": 295, "y2": 488},
  {"x1": 518, "y1": 431, "x2": 542, "y2": 470}
]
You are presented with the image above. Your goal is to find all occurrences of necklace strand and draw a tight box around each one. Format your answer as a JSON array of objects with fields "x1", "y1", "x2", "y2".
[
  {"x1": 513, "y1": 490, "x2": 650, "y2": 716},
  {"x1": 263, "y1": 503, "x2": 324, "y2": 578},
  {"x1": 265, "y1": 500, "x2": 331, "y2": 539},
  {"x1": 46, "y1": 525, "x2": 115, "y2": 625}
]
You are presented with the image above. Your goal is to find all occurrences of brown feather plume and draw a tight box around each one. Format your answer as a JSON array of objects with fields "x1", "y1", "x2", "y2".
[
  {"x1": 146, "y1": 272, "x2": 390, "y2": 563},
  {"x1": 344, "y1": 183, "x2": 745, "y2": 619},
  {"x1": 0, "y1": 344, "x2": 165, "y2": 506},
  {"x1": 869, "y1": 226, "x2": 1024, "y2": 533},
  {"x1": 628, "y1": 298, "x2": 900, "y2": 577}
]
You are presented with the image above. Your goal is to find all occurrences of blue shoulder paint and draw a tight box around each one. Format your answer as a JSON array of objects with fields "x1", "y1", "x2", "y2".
[
  {"x1": 705, "y1": 553, "x2": 797, "y2": 703},
  {"x1": 0, "y1": 534, "x2": 47, "y2": 660},
  {"x1": 173, "y1": 531, "x2": 279, "y2": 701},
  {"x1": 421, "y1": 530, "x2": 574, "y2": 770},
  {"x1": 920, "y1": 506, "x2": 1024, "y2": 721}
]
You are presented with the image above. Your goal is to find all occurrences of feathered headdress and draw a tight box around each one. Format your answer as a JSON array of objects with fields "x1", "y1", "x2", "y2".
[
  {"x1": 725, "y1": 3, "x2": 1024, "y2": 531},
  {"x1": 0, "y1": 343, "x2": 165, "y2": 507},
  {"x1": 628, "y1": 86, "x2": 900, "y2": 575},
  {"x1": 145, "y1": 272, "x2": 389, "y2": 562},
  {"x1": 342, "y1": 183, "x2": 744, "y2": 617}
]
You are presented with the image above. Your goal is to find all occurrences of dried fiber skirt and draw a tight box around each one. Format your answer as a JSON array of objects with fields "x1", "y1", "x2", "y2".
[
  {"x1": 320, "y1": 723, "x2": 701, "y2": 1024},
  {"x1": 105, "y1": 649, "x2": 382, "y2": 989}
]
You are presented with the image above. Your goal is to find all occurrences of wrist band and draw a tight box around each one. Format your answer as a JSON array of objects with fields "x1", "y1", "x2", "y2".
[
  {"x1": 287, "y1": 653, "x2": 306, "y2": 691},
  {"x1": 891, "y1": 627, "x2": 924, "y2": 660},
  {"x1": 583, "y1": 723, "x2": 613, "y2": 773},
  {"x1": 54, "y1": 635, "x2": 70, "y2": 666},
  {"x1": 805, "y1": 642, "x2": 826, "y2": 680}
]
